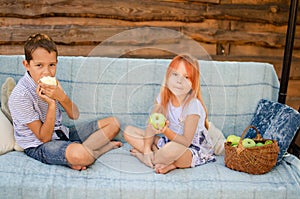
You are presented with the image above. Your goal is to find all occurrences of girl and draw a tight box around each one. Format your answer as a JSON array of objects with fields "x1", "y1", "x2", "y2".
[{"x1": 124, "y1": 54, "x2": 215, "y2": 174}]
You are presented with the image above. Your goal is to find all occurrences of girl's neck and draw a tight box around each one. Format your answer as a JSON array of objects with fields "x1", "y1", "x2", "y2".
[{"x1": 171, "y1": 94, "x2": 189, "y2": 107}]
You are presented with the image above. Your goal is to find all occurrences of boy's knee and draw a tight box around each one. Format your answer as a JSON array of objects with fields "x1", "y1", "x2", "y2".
[
  {"x1": 97, "y1": 116, "x2": 120, "y2": 131},
  {"x1": 111, "y1": 117, "x2": 120, "y2": 130},
  {"x1": 66, "y1": 143, "x2": 94, "y2": 166}
]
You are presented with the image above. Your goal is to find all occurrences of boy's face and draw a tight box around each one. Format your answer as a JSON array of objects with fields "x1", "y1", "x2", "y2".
[{"x1": 23, "y1": 47, "x2": 57, "y2": 84}]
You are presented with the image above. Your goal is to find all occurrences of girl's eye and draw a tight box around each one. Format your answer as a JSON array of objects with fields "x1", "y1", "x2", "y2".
[
  {"x1": 185, "y1": 76, "x2": 189, "y2": 79},
  {"x1": 50, "y1": 64, "x2": 56, "y2": 67},
  {"x1": 172, "y1": 72, "x2": 178, "y2": 76}
]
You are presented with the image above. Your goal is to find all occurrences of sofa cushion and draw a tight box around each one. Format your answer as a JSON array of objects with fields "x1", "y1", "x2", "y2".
[
  {"x1": 1, "y1": 77, "x2": 16, "y2": 123},
  {"x1": 208, "y1": 122, "x2": 225, "y2": 155},
  {"x1": 246, "y1": 99, "x2": 300, "y2": 163},
  {"x1": 0, "y1": 110, "x2": 15, "y2": 155}
]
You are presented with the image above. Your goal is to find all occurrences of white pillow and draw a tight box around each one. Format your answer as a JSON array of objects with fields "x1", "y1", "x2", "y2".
[
  {"x1": 0, "y1": 110, "x2": 15, "y2": 155},
  {"x1": 208, "y1": 122, "x2": 226, "y2": 156}
]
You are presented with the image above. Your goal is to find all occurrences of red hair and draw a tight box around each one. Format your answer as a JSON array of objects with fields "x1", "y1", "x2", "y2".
[{"x1": 159, "y1": 54, "x2": 209, "y2": 129}]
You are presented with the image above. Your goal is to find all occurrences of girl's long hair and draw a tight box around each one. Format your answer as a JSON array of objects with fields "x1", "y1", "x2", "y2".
[{"x1": 159, "y1": 54, "x2": 209, "y2": 129}]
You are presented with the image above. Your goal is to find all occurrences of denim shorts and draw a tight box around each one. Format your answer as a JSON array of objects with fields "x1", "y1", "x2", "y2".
[{"x1": 24, "y1": 120, "x2": 99, "y2": 166}]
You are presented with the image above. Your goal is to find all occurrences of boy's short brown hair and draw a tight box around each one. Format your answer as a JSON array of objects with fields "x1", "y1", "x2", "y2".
[{"x1": 24, "y1": 33, "x2": 58, "y2": 62}]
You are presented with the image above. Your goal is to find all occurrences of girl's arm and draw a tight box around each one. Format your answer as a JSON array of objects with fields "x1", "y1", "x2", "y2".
[
  {"x1": 143, "y1": 103, "x2": 164, "y2": 153},
  {"x1": 162, "y1": 114, "x2": 199, "y2": 147}
]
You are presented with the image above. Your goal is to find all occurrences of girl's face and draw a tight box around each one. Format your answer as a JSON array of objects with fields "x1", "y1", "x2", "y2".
[
  {"x1": 23, "y1": 47, "x2": 57, "y2": 84},
  {"x1": 167, "y1": 61, "x2": 192, "y2": 98}
]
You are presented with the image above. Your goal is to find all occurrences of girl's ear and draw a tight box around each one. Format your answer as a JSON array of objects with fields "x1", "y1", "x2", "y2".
[{"x1": 22, "y1": 60, "x2": 30, "y2": 71}]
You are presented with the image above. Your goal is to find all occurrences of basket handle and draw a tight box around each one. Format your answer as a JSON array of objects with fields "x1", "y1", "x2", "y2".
[{"x1": 237, "y1": 125, "x2": 262, "y2": 147}]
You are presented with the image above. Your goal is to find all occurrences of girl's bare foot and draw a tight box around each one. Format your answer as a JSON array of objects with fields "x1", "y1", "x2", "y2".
[
  {"x1": 130, "y1": 149, "x2": 154, "y2": 168},
  {"x1": 155, "y1": 163, "x2": 176, "y2": 174}
]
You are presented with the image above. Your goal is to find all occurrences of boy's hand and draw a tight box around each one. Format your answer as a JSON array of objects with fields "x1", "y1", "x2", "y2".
[
  {"x1": 36, "y1": 83, "x2": 55, "y2": 104},
  {"x1": 38, "y1": 80, "x2": 66, "y2": 102}
]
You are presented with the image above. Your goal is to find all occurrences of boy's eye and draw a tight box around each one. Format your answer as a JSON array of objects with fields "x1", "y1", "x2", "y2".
[{"x1": 50, "y1": 63, "x2": 56, "y2": 67}]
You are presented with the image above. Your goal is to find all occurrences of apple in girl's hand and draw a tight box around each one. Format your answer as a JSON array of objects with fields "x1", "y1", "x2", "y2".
[
  {"x1": 40, "y1": 76, "x2": 57, "y2": 86},
  {"x1": 149, "y1": 113, "x2": 166, "y2": 129},
  {"x1": 242, "y1": 138, "x2": 256, "y2": 148}
]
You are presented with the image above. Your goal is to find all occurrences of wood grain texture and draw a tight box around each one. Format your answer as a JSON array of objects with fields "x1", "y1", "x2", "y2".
[{"x1": 0, "y1": 0, "x2": 299, "y2": 109}]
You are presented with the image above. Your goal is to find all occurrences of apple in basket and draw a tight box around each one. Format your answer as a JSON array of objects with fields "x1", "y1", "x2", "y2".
[
  {"x1": 39, "y1": 76, "x2": 57, "y2": 86},
  {"x1": 242, "y1": 138, "x2": 256, "y2": 148},
  {"x1": 226, "y1": 135, "x2": 240, "y2": 146},
  {"x1": 149, "y1": 113, "x2": 166, "y2": 130},
  {"x1": 255, "y1": 142, "x2": 264, "y2": 147},
  {"x1": 265, "y1": 140, "x2": 273, "y2": 145}
]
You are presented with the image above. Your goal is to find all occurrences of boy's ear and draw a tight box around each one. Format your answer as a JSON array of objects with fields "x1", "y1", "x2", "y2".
[{"x1": 22, "y1": 60, "x2": 30, "y2": 70}]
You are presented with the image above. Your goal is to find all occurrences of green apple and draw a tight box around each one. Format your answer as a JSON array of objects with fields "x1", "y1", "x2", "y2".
[
  {"x1": 264, "y1": 140, "x2": 273, "y2": 145},
  {"x1": 242, "y1": 138, "x2": 256, "y2": 148},
  {"x1": 255, "y1": 142, "x2": 264, "y2": 147},
  {"x1": 226, "y1": 135, "x2": 240, "y2": 145},
  {"x1": 149, "y1": 113, "x2": 166, "y2": 129}
]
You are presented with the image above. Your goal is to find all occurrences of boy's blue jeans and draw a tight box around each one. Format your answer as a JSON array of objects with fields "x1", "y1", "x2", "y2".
[{"x1": 24, "y1": 120, "x2": 99, "y2": 166}]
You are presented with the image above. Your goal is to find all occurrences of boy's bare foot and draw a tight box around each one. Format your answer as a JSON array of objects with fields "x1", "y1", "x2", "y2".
[
  {"x1": 111, "y1": 141, "x2": 123, "y2": 149},
  {"x1": 155, "y1": 163, "x2": 176, "y2": 174},
  {"x1": 70, "y1": 165, "x2": 87, "y2": 171}
]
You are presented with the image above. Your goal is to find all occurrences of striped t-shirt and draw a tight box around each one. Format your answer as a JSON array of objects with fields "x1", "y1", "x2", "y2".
[{"x1": 8, "y1": 72, "x2": 69, "y2": 149}]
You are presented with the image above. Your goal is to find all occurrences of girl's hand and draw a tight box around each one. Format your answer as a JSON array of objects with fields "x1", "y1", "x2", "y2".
[
  {"x1": 147, "y1": 120, "x2": 169, "y2": 135},
  {"x1": 146, "y1": 122, "x2": 160, "y2": 135},
  {"x1": 157, "y1": 120, "x2": 169, "y2": 134}
]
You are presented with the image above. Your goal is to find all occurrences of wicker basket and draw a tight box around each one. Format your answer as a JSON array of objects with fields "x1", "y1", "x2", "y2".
[{"x1": 224, "y1": 125, "x2": 279, "y2": 174}]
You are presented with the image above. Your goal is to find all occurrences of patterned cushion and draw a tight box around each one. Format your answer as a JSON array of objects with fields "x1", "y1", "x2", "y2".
[{"x1": 246, "y1": 99, "x2": 300, "y2": 163}]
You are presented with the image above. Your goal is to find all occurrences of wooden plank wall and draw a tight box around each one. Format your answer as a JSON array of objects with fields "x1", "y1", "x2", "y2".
[{"x1": 0, "y1": 0, "x2": 299, "y2": 110}]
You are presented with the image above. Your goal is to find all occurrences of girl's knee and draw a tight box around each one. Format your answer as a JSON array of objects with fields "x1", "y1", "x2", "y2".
[{"x1": 123, "y1": 126, "x2": 137, "y2": 141}]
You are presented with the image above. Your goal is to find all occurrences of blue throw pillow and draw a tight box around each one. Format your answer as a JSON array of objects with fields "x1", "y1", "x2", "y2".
[{"x1": 245, "y1": 99, "x2": 300, "y2": 163}]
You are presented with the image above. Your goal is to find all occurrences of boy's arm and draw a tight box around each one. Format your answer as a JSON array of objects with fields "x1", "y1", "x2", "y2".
[
  {"x1": 27, "y1": 102, "x2": 57, "y2": 143},
  {"x1": 39, "y1": 81, "x2": 80, "y2": 120},
  {"x1": 25, "y1": 85, "x2": 58, "y2": 143},
  {"x1": 57, "y1": 93, "x2": 80, "y2": 120}
]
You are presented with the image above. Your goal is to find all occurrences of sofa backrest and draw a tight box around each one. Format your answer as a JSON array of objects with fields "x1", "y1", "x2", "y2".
[{"x1": 0, "y1": 55, "x2": 279, "y2": 138}]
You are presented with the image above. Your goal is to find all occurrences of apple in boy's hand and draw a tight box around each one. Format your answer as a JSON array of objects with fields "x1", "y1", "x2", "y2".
[
  {"x1": 226, "y1": 135, "x2": 240, "y2": 145},
  {"x1": 242, "y1": 138, "x2": 256, "y2": 148},
  {"x1": 40, "y1": 76, "x2": 57, "y2": 86},
  {"x1": 149, "y1": 113, "x2": 166, "y2": 130}
]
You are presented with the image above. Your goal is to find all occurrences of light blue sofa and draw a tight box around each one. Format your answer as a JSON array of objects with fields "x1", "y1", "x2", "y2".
[{"x1": 0, "y1": 55, "x2": 299, "y2": 199}]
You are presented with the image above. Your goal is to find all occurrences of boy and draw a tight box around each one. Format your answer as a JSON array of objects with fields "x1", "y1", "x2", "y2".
[{"x1": 9, "y1": 33, "x2": 122, "y2": 170}]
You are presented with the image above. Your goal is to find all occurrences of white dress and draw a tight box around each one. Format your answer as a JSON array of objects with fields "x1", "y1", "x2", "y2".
[{"x1": 156, "y1": 96, "x2": 215, "y2": 167}]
